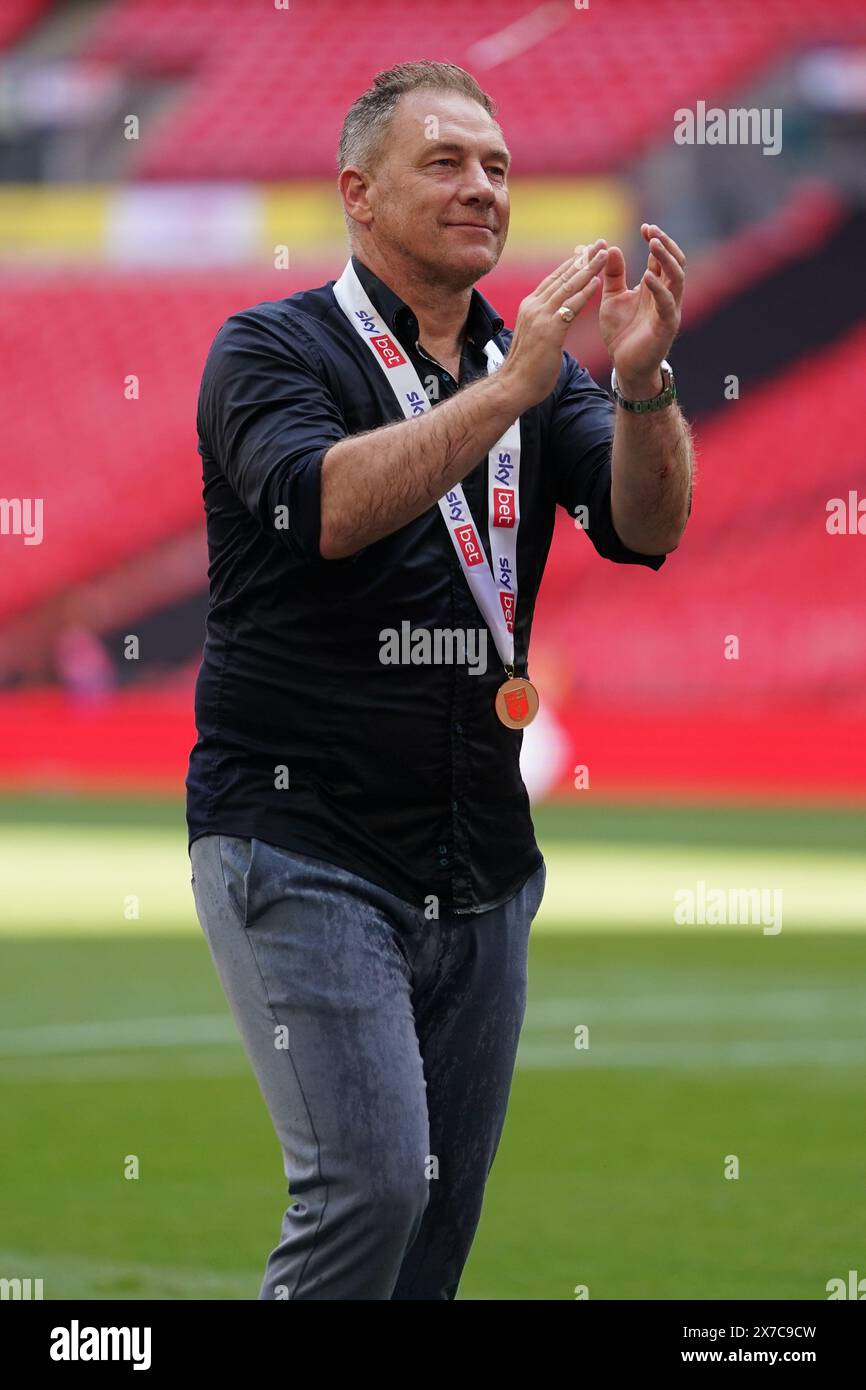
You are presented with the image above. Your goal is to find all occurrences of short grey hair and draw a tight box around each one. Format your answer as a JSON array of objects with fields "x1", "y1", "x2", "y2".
[{"x1": 337, "y1": 61, "x2": 499, "y2": 235}]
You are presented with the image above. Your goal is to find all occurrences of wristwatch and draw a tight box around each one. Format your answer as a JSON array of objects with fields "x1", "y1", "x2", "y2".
[{"x1": 610, "y1": 359, "x2": 676, "y2": 413}]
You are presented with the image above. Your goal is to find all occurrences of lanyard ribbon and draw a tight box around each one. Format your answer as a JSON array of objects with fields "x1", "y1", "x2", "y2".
[{"x1": 332, "y1": 259, "x2": 521, "y2": 673}]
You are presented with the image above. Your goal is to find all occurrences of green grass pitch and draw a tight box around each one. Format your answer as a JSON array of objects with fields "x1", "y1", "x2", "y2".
[{"x1": 0, "y1": 794, "x2": 863, "y2": 1299}]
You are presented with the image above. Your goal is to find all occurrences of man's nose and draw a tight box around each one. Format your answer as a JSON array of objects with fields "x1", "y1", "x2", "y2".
[{"x1": 459, "y1": 164, "x2": 497, "y2": 201}]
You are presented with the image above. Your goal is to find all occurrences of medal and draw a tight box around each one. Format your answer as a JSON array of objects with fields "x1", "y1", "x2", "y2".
[
  {"x1": 495, "y1": 673, "x2": 539, "y2": 729},
  {"x1": 332, "y1": 258, "x2": 542, "y2": 730}
]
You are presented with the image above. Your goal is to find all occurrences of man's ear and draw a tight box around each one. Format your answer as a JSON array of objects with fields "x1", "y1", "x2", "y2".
[{"x1": 339, "y1": 166, "x2": 374, "y2": 232}]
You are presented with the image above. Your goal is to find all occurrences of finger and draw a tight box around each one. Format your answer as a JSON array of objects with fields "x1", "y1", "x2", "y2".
[
  {"x1": 574, "y1": 238, "x2": 607, "y2": 269},
  {"x1": 535, "y1": 253, "x2": 583, "y2": 297},
  {"x1": 541, "y1": 247, "x2": 608, "y2": 304},
  {"x1": 641, "y1": 223, "x2": 686, "y2": 269},
  {"x1": 649, "y1": 237, "x2": 685, "y2": 299},
  {"x1": 557, "y1": 248, "x2": 608, "y2": 298},
  {"x1": 559, "y1": 271, "x2": 603, "y2": 321},
  {"x1": 601, "y1": 244, "x2": 627, "y2": 294},
  {"x1": 643, "y1": 269, "x2": 679, "y2": 325},
  {"x1": 640, "y1": 226, "x2": 662, "y2": 277},
  {"x1": 551, "y1": 239, "x2": 603, "y2": 286}
]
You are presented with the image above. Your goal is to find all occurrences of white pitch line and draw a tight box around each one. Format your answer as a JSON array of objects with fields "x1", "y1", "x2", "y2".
[
  {"x1": 1, "y1": 994, "x2": 862, "y2": 1056},
  {"x1": 1, "y1": 1040, "x2": 864, "y2": 1083},
  {"x1": 0, "y1": 1012, "x2": 864, "y2": 1078},
  {"x1": 517, "y1": 1038, "x2": 866, "y2": 1068},
  {"x1": 0, "y1": 1015, "x2": 236, "y2": 1055},
  {"x1": 1, "y1": 1004, "x2": 864, "y2": 1057},
  {"x1": 526, "y1": 990, "x2": 866, "y2": 1024}
]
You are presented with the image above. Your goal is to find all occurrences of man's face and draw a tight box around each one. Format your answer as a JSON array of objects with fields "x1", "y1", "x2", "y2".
[{"x1": 361, "y1": 89, "x2": 510, "y2": 289}]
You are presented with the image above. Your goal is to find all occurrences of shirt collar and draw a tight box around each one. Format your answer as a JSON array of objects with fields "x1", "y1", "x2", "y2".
[{"x1": 349, "y1": 252, "x2": 505, "y2": 352}]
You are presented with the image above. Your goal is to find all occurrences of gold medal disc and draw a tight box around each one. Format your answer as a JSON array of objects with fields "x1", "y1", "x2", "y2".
[{"x1": 495, "y1": 676, "x2": 539, "y2": 729}]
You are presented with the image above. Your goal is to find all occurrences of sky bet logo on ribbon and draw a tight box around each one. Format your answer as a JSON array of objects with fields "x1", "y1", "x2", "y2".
[
  {"x1": 499, "y1": 590, "x2": 515, "y2": 633},
  {"x1": 445, "y1": 490, "x2": 465, "y2": 522},
  {"x1": 371, "y1": 334, "x2": 406, "y2": 369},
  {"x1": 495, "y1": 451, "x2": 514, "y2": 483},
  {"x1": 456, "y1": 524, "x2": 484, "y2": 566},
  {"x1": 493, "y1": 488, "x2": 515, "y2": 528}
]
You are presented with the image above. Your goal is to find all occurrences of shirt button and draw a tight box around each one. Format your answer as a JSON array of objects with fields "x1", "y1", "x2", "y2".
[
  {"x1": 437, "y1": 843, "x2": 447, "y2": 854},
  {"x1": 454, "y1": 722, "x2": 463, "y2": 733},
  {"x1": 439, "y1": 857, "x2": 448, "y2": 867},
  {"x1": 452, "y1": 800, "x2": 459, "y2": 812}
]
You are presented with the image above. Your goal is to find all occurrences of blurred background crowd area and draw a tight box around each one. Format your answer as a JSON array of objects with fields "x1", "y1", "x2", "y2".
[{"x1": 1, "y1": 0, "x2": 865, "y2": 802}]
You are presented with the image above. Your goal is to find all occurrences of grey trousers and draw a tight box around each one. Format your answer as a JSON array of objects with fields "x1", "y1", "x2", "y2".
[{"x1": 190, "y1": 833, "x2": 546, "y2": 1300}]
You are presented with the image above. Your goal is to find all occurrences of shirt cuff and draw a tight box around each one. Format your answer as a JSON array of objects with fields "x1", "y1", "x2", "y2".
[{"x1": 593, "y1": 487, "x2": 667, "y2": 569}]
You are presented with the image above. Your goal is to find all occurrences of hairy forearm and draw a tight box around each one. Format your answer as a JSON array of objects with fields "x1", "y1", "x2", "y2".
[
  {"x1": 319, "y1": 372, "x2": 523, "y2": 560},
  {"x1": 610, "y1": 393, "x2": 694, "y2": 554}
]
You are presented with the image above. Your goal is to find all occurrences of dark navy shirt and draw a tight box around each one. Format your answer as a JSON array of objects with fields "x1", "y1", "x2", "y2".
[{"x1": 186, "y1": 253, "x2": 666, "y2": 912}]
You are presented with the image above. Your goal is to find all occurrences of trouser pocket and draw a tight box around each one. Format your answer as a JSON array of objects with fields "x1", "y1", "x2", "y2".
[{"x1": 217, "y1": 834, "x2": 255, "y2": 928}]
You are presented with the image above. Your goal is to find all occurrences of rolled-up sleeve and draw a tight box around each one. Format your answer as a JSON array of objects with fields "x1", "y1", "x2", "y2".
[
  {"x1": 197, "y1": 305, "x2": 347, "y2": 564},
  {"x1": 547, "y1": 349, "x2": 666, "y2": 570}
]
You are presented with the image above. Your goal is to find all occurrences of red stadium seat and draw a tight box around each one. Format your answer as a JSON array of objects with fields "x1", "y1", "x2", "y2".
[
  {"x1": 1, "y1": 266, "x2": 864, "y2": 716},
  {"x1": 76, "y1": 0, "x2": 866, "y2": 178}
]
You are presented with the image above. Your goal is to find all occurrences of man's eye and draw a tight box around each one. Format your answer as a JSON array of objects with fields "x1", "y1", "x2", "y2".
[{"x1": 431, "y1": 158, "x2": 506, "y2": 178}]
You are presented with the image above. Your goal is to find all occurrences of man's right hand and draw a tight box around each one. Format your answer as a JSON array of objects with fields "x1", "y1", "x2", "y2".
[{"x1": 499, "y1": 241, "x2": 608, "y2": 411}]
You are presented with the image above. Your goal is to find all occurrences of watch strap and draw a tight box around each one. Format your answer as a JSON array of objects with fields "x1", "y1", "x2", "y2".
[{"x1": 611, "y1": 361, "x2": 677, "y2": 413}]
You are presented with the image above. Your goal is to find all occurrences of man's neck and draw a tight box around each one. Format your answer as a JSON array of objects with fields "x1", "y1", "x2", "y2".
[{"x1": 353, "y1": 245, "x2": 471, "y2": 359}]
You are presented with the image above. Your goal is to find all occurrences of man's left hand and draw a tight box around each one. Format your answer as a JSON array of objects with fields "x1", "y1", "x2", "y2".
[{"x1": 597, "y1": 223, "x2": 686, "y2": 399}]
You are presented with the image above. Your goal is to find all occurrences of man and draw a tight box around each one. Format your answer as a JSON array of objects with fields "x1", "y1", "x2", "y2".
[{"x1": 187, "y1": 60, "x2": 693, "y2": 1300}]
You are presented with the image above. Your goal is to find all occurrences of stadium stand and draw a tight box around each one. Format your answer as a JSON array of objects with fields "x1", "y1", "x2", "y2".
[
  {"x1": 2, "y1": 0, "x2": 864, "y2": 797},
  {"x1": 3, "y1": 257, "x2": 864, "y2": 712},
  {"x1": 77, "y1": 0, "x2": 866, "y2": 178},
  {"x1": 535, "y1": 319, "x2": 866, "y2": 711},
  {"x1": 0, "y1": 0, "x2": 51, "y2": 51}
]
